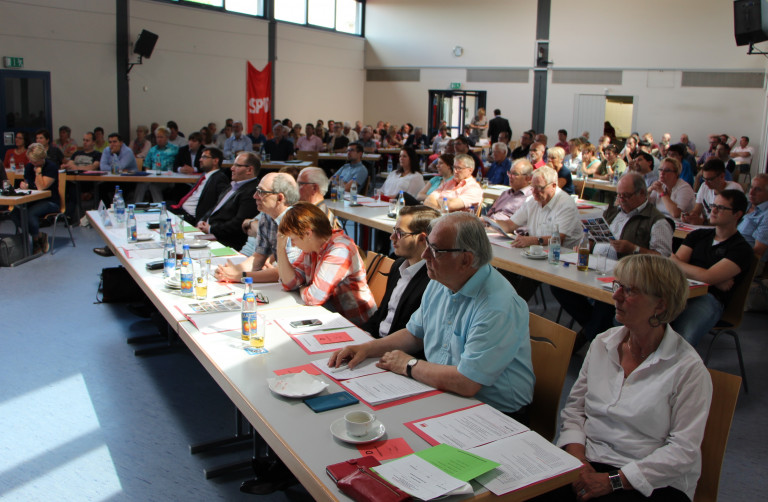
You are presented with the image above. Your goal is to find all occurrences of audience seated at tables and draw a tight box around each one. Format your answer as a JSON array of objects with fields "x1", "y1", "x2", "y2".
[
  {"x1": 380, "y1": 147, "x2": 425, "y2": 198},
  {"x1": 12, "y1": 143, "x2": 60, "y2": 254},
  {"x1": 682, "y1": 158, "x2": 743, "y2": 226},
  {"x1": 170, "y1": 147, "x2": 230, "y2": 225},
  {"x1": 330, "y1": 212, "x2": 535, "y2": 421},
  {"x1": 196, "y1": 152, "x2": 260, "y2": 251},
  {"x1": 63, "y1": 132, "x2": 100, "y2": 171},
  {"x1": 552, "y1": 173, "x2": 673, "y2": 343},
  {"x1": 326, "y1": 122, "x2": 350, "y2": 153},
  {"x1": 247, "y1": 123, "x2": 267, "y2": 151},
  {"x1": 647, "y1": 156, "x2": 695, "y2": 219},
  {"x1": 485, "y1": 142, "x2": 511, "y2": 185},
  {"x1": 136, "y1": 126, "x2": 175, "y2": 202},
  {"x1": 34, "y1": 129, "x2": 64, "y2": 167},
  {"x1": 93, "y1": 127, "x2": 107, "y2": 153},
  {"x1": 361, "y1": 205, "x2": 440, "y2": 338},
  {"x1": 548, "y1": 146, "x2": 574, "y2": 195},
  {"x1": 264, "y1": 123, "x2": 295, "y2": 161},
  {"x1": 131, "y1": 125, "x2": 151, "y2": 159},
  {"x1": 563, "y1": 138, "x2": 583, "y2": 175},
  {"x1": 486, "y1": 160, "x2": 533, "y2": 220},
  {"x1": 580, "y1": 143, "x2": 602, "y2": 178},
  {"x1": 100, "y1": 133, "x2": 137, "y2": 173},
  {"x1": 223, "y1": 121, "x2": 253, "y2": 161},
  {"x1": 404, "y1": 126, "x2": 429, "y2": 150},
  {"x1": 738, "y1": 173, "x2": 768, "y2": 267},
  {"x1": 333, "y1": 142, "x2": 368, "y2": 191},
  {"x1": 492, "y1": 165, "x2": 582, "y2": 248},
  {"x1": 4, "y1": 131, "x2": 28, "y2": 169},
  {"x1": 424, "y1": 153, "x2": 483, "y2": 212},
  {"x1": 166, "y1": 120, "x2": 187, "y2": 147},
  {"x1": 358, "y1": 126, "x2": 378, "y2": 152},
  {"x1": 599, "y1": 144, "x2": 627, "y2": 180},
  {"x1": 629, "y1": 151, "x2": 658, "y2": 187},
  {"x1": 671, "y1": 189, "x2": 753, "y2": 346},
  {"x1": 296, "y1": 123, "x2": 324, "y2": 152},
  {"x1": 430, "y1": 125, "x2": 450, "y2": 154},
  {"x1": 511, "y1": 130, "x2": 534, "y2": 160},
  {"x1": 174, "y1": 132, "x2": 204, "y2": 173},
  {"x1": 216, "y1": 172, "x2": 300, "y2": 283},
  {"x1": 537, "y1": 255, "x2": 711, "y2": 502},
  {"x1": 277, "y1": 201, "x2": 376, "y2": 325},
  {"x1": 55, "y1": 125, "x2": 78, "y2": 160},
  {"x1": 416, "y1": 154, "x2": 453, "y2": 202}
]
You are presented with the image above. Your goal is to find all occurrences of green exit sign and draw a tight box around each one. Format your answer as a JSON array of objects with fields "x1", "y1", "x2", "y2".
[
  {"x1": 3, "y1": 57, "x2": 24, "y2": 69},
  {"x1": 450, "y1": 82, "x2": 461, "y2": 90}
]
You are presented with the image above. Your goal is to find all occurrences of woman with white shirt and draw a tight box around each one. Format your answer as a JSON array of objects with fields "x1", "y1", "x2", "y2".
[
  {"x1": 544, "y1": 255, "x2": 712, "y2": 502},
  {"x1": 648, "y1": 157, "x2": 695, "y2": 218},
  {"x1": 563, "y1": 138, "x2": 583, "y2": 174},
  {"x1": 381, "y1": 147, "x2": 425, "y2": 198}
]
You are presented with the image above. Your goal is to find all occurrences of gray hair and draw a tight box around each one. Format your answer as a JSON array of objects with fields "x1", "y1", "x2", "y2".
[
  {"x1": 431, "y1": 212, "x2": 492, "y2": 268},
  {"x1": 272, "y1": 172, "x2": 300, "y2": 205},
  {"x1": 512, "y1": 158, "x2": 533, "y2": 176},
  {"x1": 154, "y1": 126, "x2": 170, "y2": 137},
  {"x1": 492, "y1": 142, "x2": 508, "y2": 154},
  {"x1": 547, "y1": 146, "x2": 565, "y2": 161},
  {"x1": 454, "y1": 153, "x2": 475, "y2": 171},
  {"x1": 300, "y1": 167, "x2": 330, "y2": 194},
  {"x1": 532, "y1": 165, "x2": 558, "y2": 185},
  {"x1": 623, "y1": 171, "x2": 647, "y2": 196}
]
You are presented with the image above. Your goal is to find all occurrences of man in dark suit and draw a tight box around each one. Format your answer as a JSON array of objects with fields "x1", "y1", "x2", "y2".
[
  {"x1": 174, "y1": 132, "x2": 204, "y2": 173},
  {"x1": 361, "y1": 205, "x2": 441, "y2": 338},
  {"x1": 171, "y1": 147, "x2": 231, "y2": 225},
  {"x1": 196, "y1": 151, "x2": 260, "y2": 250},
  {"x1": 487, "y1": 109, "x2": 512, "y2": 145}
]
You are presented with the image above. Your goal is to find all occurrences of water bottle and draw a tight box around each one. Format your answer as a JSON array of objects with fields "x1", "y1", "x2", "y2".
[
  {"x1": 260, "y1": 145, "x2": 266, "y2": 161},
  {"x1": 241, "y1": 277, "x2": 257, "y2": 343},
  {"x1": 387, "y1": 157, "x2": 393, "y2": 174},
  {"x1": 329, "y1": 177, "x2": 338, "y2": 202},
  {"x1": 126, "y1": 204, "x2": 137, "y2": 242},
  {"x1": 9, "y1": 157, "x2": 15, "y2": 171},
  {"x1": 159, "y1": 202, "x2": 167, "y2": 236},
  {"x1": 548, "y1": 224, "x2": 561, "y2": 265},
  {"x1": 338, "y1": 179, "x2": 345, "y2": 203},
  {"x1": 114, "y1": 186, "x2": 125, "y2": 224},
  {"x1": 442, "y1": 197, "x2": 450, "y2": 214},
  {"x1": 396, "y1": 190, "x2": 405, "y2": 215},
  {"x1": 163, "y1": 231, "x2": 176, "y2": 278},
  {"x1": 577, "y1": 228, "x2": 590, "y2": 271},
  {"x1": 111, "y1": 154, "x2": 119, "y2": 174},
  {"x1": 349, "y1": 179, "x2": 358, "y2": 204},
  {"x1": 612, "y1": 171, "x2": 619, "y2": 185},
  {"x1": 180, "y1": 244, "x2": 193, "y2": 297}
]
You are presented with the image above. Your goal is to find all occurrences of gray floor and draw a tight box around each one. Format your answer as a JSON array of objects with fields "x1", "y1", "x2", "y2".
[{"x1": 0, "y1": 220, "x2": 765, "y2": 501}]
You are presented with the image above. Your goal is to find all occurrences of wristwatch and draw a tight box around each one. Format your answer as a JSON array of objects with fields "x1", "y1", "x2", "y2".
[
  {"x1": 608, "y1": 470, "x2": 623, "y2": 491},
  {"x1": 242, "y1": 271, "x2": 248, "y2": 281},
  {"x1": 406, "y1": 358, "x2": 419, "y2": 378},
  {"x1": 633, "y1": 245, "x2": 641, "y2": 255},
  {"x1": 538, "y1": 237, "x2": 545, "y2": 246}
]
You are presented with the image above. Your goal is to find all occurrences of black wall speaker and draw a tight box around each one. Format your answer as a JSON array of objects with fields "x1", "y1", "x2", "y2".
[
  {"x1": 734, "y1": 0, "x2": 768, "y2": 46},
  {"x1": 134, "y1": 30, "x2": 159, "y2": 58}
]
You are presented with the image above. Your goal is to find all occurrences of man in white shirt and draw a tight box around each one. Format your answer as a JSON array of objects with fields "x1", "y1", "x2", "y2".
[
  {"x1": 495, "y1": 166, "x2": 582, "y2": 248},
  {"x1": 361, "y1": 205, "x2": 441, "y2": 338},
  {"x1": 683, "y1": 158, "x2": 743, "y2": 225},
  {"x1": 730, "y1": 135, "x2": 754, "y2": 173},
  {"x1": 342, "y1": 121, "x2": 359, "y2": 143},
  {"x1": 166, "y1": 121, "x2": 188, "y2": 147}
]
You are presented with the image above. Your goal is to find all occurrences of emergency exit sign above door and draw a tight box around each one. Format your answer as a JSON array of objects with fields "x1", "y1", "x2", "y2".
[{"x1": 3, "y1": 57, "x2": 24, "y2": 69}]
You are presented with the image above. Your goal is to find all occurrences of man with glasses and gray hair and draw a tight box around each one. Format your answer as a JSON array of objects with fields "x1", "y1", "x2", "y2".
[
  {"x1": 424, "y1": 153, "x2": 483, "y2": 212},
  {"x1": 297, "y1": 167, "x2": 340, "y2": 230},
  {"x1": 330, "y1": 212, "x2": 535, "y2": 420}
]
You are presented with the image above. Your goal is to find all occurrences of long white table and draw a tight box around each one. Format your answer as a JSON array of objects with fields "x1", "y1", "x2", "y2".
[{"x1": 87, "y1": 209, "x2": 580, "y2": 501}]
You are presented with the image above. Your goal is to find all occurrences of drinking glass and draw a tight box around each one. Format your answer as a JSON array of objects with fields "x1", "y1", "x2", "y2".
[
  {"x1": 194, "y1": 257, "x2": 210, "y2": 300},
  {"x1": 374, "y1": 188, "x2": 382, "y2": 202}
]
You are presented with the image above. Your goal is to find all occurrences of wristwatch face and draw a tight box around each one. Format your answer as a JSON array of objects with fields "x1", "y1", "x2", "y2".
[{"x1": 608, "y1": 471, "x2": 622, "y2": 491}]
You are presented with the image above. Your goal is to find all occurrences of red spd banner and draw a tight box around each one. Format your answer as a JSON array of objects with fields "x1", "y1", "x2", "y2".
[{"x1": 246, "y1": 62, "x2": 272, "y2": 135}]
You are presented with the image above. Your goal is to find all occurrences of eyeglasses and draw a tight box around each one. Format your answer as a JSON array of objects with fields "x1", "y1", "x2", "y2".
[
  {"x1": 612, "y1": 281, "x2": 640, "y2": 297},
  {"x1": 200, "y1": 155, "x2": 213, "y2": 159},
  {"x1": 425, "y1": 240, "x2": 467, "y2": 259},
  {"x1": 659, "y1": 168, "x2": 676, "y2": 174},
  {"x1": 453, "y1": 164, "x2": 472, "y2": 171},
  {"x1": 508, "y1": 171, "x2": 525, "y2": 177},
  {"x1": 530, "y1": 183, "x2": 549, "y2": 192},
  {"x1": 702, "y1": 175, "x2": 720, "y2": 183},
  {"x1": 710, "y1": 204, "x2": 734, "y2": 212},
  {"x1": 392, "y1": 227, "x2": 419, "y2": 239},
  {"x1": 297, "y1": 181, "x2": 316, "y2": 186},
  {"x1": 255, "y1": 187, "x2": 279, "y2": 196},
  {"x1": 617, "y1": 190, "x2": 639, "y2": 199}
]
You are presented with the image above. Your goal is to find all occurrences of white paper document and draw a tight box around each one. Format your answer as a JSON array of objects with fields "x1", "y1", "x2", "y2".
[
  {"x1": 342, "y1": 371, "x2": 435, "y2": 405},
  {"x1": 372, "y1": 455, "x2": 467, "y2": 501},
  {"x1": 410, "y1": 403, "x2": 529, "y2": 449},
  {"x1": 273, "y1": 311, "x2": 354, "y2": 334},
  {"x1": 470, "y1": 431, "x2": 582, "y2": 496},
  {"x1": 311, "y1": 357, "x2": 385, "y2": 380},
  {"x1": 289, "y1": 326, "x2": 374, "y2": 353}
]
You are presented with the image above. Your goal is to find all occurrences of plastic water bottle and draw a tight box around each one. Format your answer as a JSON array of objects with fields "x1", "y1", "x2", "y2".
[
  {"x1": 396, "y1": 190, "x2": 405, "y2": 215},
  {"x1": 9, "y1": 157, "x2": 15, "y2": 171},
  {"x1": 387, "y1": 157, "x2": 393, "y2": 174},
  {"x1": 338, "y1": 179, "x2": 345, "y2": 203},
  {"x1": 159, "y1": 202, "x2": 167, "y2": 236},
  {"x1": 577, "y1": 228, "x2": 590, "y2": 271},
  {"x1": 111, "y1": 154, "x2": 119, "y2": 174},
  {"x1": 163, "y1": 231, "x2": 176, "y2": 278},
  {"x1": 179, "y1": 244, "x2": 193, "y2": 297},
  {"x1": 349, "y1": 179, "x2": 358, "y2": 204},
  {"x1": 114, "y1": 187, "x2": 125, "y2": 224},
  {"x1": 442, "y1": 197, "x2": 450, "y2": 214},
  {"x1": 241, "y1": 278, "x2": 257, "y2": 343},
  {"x1": 612, "y1": 171, "x2": 619, "y2": 185},
  {"x1": 126, "y1": 204, "x2": 137, "y2": 242},
  {"x1": 548, "y1": 224, "x2": 561, "y2": 265},
  {"x1": 329, "y1": 177, "x2": 338, "y2": 202}
]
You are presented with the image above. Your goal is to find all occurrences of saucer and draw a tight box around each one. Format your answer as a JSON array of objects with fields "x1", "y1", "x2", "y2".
[
  {"x1": 136, "y1": 232, "x2": 155, "y2": 241},
  {"x1": 185, "y1": 239, "x2": 210, "y2": 249},
  {"x1": 164, "y1": 276, "x2": 181, "y2": 289},
  {"x1": 523, "y1": 251, "x2": 547, "y2": 260},
  {"x1": 267, "y1": 373, "x2": 328, "y2": 398},
  {"x1": 330, "y1": 418, "x2": 386, "y2": 444}
]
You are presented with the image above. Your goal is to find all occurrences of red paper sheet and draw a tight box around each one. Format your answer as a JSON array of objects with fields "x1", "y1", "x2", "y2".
[
  {"x1": 357, "y1": 438, "x2": 414, "y2": 461},
  {"x1": 315, "y1": 331, "x2": 354, "y2": 344}
]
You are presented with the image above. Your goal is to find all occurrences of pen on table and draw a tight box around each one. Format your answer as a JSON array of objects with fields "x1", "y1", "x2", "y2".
[{"x1": 213, "y1": 292, "x2": 235, "y2": 299}]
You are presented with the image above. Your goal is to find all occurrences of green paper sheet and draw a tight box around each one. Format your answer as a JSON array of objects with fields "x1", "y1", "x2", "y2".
[
  {"x1": 211, "y1": 247, "x2": 237, "y2": 257},
  {"x1": 414, "y1": 444, "x2": 500, "y2": 482}
]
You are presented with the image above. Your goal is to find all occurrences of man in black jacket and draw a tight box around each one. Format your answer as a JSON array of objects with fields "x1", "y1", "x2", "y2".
[
  {"x1": 171, "y1": 147, "x2": 231, "y2": 225},
  {"x1": 196, "y1": 152, "x2": 260, "y2": 250},
  {"x1": 174, "y1": 131, "x2": 204, "y2": 173},
  {"x1": 487, "y1": 109, "x2": 512, "y2": 145},
  {"x1": 362, "y1": 205, "x2": 440, "y2": 337}
]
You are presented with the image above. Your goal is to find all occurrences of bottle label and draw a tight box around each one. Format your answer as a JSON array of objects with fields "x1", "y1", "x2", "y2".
[
  {"x1": 551, "y1": 247, "x2": 560, "y2": 261},
  {"x1": 242, "y1": 311, "x2": 257, "y2": 339},
  {"x1": 164, "y1": 258, "x2": 176, "y2": 277},
  {"x1": 577, "y1": 251, "x2": 589, "y2": 268}
]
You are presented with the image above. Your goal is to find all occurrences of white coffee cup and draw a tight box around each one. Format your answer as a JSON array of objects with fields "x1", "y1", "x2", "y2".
[
  {"x1": 529, "y1": 245, "x2": 544, "y2": 256},
  {"x1": 344, "y1": 411, "x2": 376, "y2": 437}
]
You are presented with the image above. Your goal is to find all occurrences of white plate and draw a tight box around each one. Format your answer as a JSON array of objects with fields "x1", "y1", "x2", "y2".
[
  {"x1": 267, "y1": 373, "x2": 328, "y2": 398},
  {"x1": 330, "y1": 418, "x2": 386, "y2": 444},
  {"x1": 136, "y1": 232, "x2": 155, "y2": 241},
  {"x1": 185, "y1": 239, "x2": 210, "y2": 249},
  {"x1": 523, "y1": 251, "x2": 547, "y2": 260},
  {"x1": 164, "y1": 276, "x2": 181, "y2": 289}
]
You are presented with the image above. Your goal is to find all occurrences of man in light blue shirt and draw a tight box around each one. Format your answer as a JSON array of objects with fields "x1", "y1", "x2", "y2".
[
  {"x1": 738, "y1": 173, "x2": 768, "y2": 264},
  {"x1": 334, "y1": 142, "x2": 368, "y2": 191},
  {"x1": 99, "y1": 133, "x2": 137, "y2": 173},
  {"x1": 224, "y1": 120, "x2": 254, "y2": 160},
  {"x1": 329, "y1": 212, "x2": 534, "y2": 417}
]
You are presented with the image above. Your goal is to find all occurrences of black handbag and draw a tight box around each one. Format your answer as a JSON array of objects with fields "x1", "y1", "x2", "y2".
[
  {"x1": 0, "y1": 234, "x2": 24, "y2": 267},
  {"x1": 96, "y1": 266, "x2": 146, "y2": 303}
]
